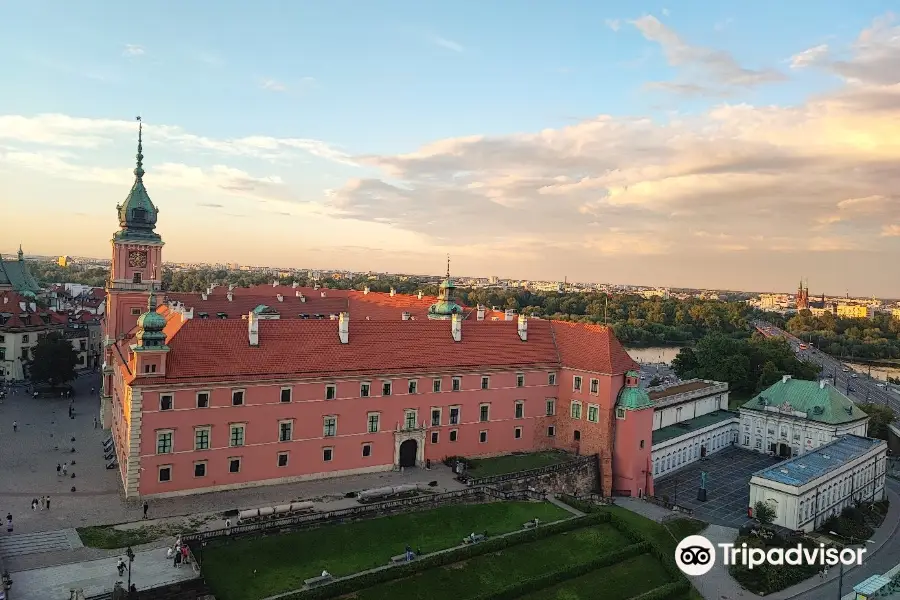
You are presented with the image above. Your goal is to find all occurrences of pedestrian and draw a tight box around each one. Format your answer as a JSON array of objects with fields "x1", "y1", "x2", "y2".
[
  {"x1": 93, "y1": 416, "x2": 98, "y2": 429},
  {"x1": 62, "y1": 462, "x2": 68, "y2": 476},
  {"x1": 46, "y1": 495, "x2": 51, "y2": 510},
  {"x1": 128, "y1": 583, "x2": 138, "y2": 600},
  {"x1": 57, "y1": 463, "x2": 61, "y2": 476},
  {"x1": 12, "y1": 421, "x2": 17, "y2": 432},
  {"x1": 31, "y1": 498, "x2": 37, "y2": 511},
  {"x1": 117, "y1": 557, "x2": 126, "y2": 576},
  {"x1": 6, "y1": 513, "x2": 12, "y2": 533},
  {"x1": 143, "y1": 501, "x2": 149, "y2": 519},
  {"x1": 174, "y1": 550, "x2": 181, "y2": 568},
  {"x1": 181, "y1": 544, "x2": 188, "y2": 563},
  {"x1": 40, "y1": 496, "x2": 45, "y2": 511}
]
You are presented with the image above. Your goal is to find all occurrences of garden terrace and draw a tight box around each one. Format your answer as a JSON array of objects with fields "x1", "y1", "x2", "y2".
[{"x1": 458, "y1": 452, "x2": 595, "y2": 486}]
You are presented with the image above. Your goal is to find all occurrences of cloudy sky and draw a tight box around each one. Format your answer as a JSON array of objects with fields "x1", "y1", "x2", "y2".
[{"x1": 0, "y1": 1, "x2": 898, "y2": 296}]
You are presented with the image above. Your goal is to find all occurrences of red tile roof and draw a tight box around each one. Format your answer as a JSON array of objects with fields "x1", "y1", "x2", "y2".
[{"x1": 127, "y1": 314, "x2": 636, "y2": 385}]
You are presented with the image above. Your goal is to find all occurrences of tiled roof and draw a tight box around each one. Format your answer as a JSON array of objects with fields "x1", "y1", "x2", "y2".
[
  {"x1": 741, "y1": 378, "x2": 867, "y2": 425},
  {"x1": 753, "y1": 435, "x2": 884, "y2": 487},
  {"x1": 551, "y1": 320, "x2": 638, "y2": 375},
  {"x1": 0, "y1": 258, "x2": 40, "y2": 294},
  {"x1": 652, "y1": 410, "x2": 739, "y2": 445},
  {"x1": 648, "y1": 380, "x2": 716, "y2": 401}
]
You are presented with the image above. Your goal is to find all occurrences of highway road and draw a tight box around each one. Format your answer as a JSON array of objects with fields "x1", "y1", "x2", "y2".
[{"x1": 755, "y1": 321, "x2": 900, "y2": 412}]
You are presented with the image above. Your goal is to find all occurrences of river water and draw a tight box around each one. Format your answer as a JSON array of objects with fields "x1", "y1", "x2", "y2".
[{"x1": 624, "y1": 346, "x2": 900, "y2": 381}]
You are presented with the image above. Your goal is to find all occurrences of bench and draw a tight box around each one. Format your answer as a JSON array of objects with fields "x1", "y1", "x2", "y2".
[
  {"x1": 389, "y1": 553, "x2": 415, "y2": 564},
  {"x1": 522, "y1": 520, "x2": 539, "y2": 529},
  {"x1": 463, "y1": 534, "x2": 486, "y2": 544},
  {"x1": 304, "y1": 575, "x2": 334, "y2": 588}
]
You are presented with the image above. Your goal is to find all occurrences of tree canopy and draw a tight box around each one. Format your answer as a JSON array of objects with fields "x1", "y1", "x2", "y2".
[
  {"x1": 858, "y1": 403, "x2": 895, "y2": 440},
  {"x1": 29, "y1": 332, "x2": 79, "y2": 388},
  {"x1": 786, "y1": 309, "x2": 900, "y2": 360},
  {"x1": 671, "y1": 334, "x2": 820, "y2": 395}
]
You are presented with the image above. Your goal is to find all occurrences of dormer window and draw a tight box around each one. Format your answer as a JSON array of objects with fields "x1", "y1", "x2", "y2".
[{"x1": 132, "y1": 207, "x2": 147, "y2": 222}]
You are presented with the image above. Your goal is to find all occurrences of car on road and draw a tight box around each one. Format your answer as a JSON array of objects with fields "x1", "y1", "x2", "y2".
[
  {"x1": 851, "y1": 374, "x2": 859, "y2": 378},
  {"x1": 842, "y1": 367, "x2": 850, "y2": 372},
  {"x1": 877, "y1": 383, "x2": 886, "y2": 388}
]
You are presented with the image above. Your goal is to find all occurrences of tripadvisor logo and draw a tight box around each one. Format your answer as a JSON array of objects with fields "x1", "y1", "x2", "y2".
[{"x1": 675, "y1": 535, "x2": 866, "y2": 577}]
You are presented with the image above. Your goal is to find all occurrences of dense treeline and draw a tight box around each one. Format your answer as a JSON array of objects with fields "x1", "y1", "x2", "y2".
[
  {"x1": 671, "y1": 334, "x2": 820, "y2": 396},
  {"x1": 786, "y1": 310, "x2": 900, "y2": 360},
  {"x1": 29, "y1": 262, "x2": 109, "y2": 288}
]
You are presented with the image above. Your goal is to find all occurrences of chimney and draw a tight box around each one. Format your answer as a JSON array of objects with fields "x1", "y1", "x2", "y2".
[
  {"x1": 782, "y1": 374, "x2": 791, "y2": 384},
  {"x1": 504, "y1": 309, "x2": 515, "y2": 321},
  {"x1": 201, "y1": 293, "x2": 208, "y2": 301},
  {"x1": 272, "y1": 280, "x2": 278, "y2": 287},
  {"x1": 248, "y1": 312, "x2": 259, "y2": 346},
  {"x1": 476, "y1": 304, "x2": 486, "y2": 321},
  {"x1": 296, "y1": 291, "x2": 302, "y2": 297},
  {"x1": 417, "y1": 291, "x2": 423, "y2": 300},
  {"x1": 451, "y1": 313, "x2": 462, "y2": 342},
  {"x1": 390, "y1": 288, "x2": 396, "y2": 297},
  {"x1": 276, "y1": 294, "x2": 284, "y2": 302},
  {"x1": 402, "y1": 311, "x2": 411, "y2": 321},
  {"x1": 330, "y1": 313, "x2": 338, "y2": 320},
  {"x1": 339, "y1": 312, "x2": 349, "y2": 344},
  {"x1": 292, "y1": 281, "x2": 298, "y2": 289},
  {"x1": 320, "y1": 291, "x2": 327, "y2": 298},
  {"x1": 820, "y1": 379, "x2": 826, "y2": 389},
  {"x1": 518, "y1": 314, "x2": 528, "y2": 341},
  {"x1": 363, "y1": 286, "x2": 370, "y2": 295},
  {"x1": 226, "y1": 292, "x2": 234, "y2": 302},
  {"x1": 300, "y1": 295, "x2": 306, "y2": 303}
]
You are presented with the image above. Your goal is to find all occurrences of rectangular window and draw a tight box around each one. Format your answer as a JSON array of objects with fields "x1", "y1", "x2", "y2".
[
  {"x1": 143, "y1": 364, "x2": 156, "y2": 374},
  {"x1": 408, "y1": 379, "x2": 418, "y2": 394},
  {"x1": 433, "y1": 379, "x2": 442, "y2": 393},
  {"x1": 367, "y1": 412, "x2": 380, "y2": 433},
  {"x1": 546, "y1": 399, "x2": 556, "y2": 416},
  {"x1": 323, "y1": 416, "x2": 337, "y2": 437},
  {"x1": 229, "y1": 457, "x2": 241, "y2": 473},
  {"x1": 452, "y1": 377, "x2": 461, "y2": 391},
  {"x1": 547, "y1": 426, "x2": 556, "y2": 437},
  {"x1": 158, "y1": 465, "x2": 171, "y2": 482},
  {"x1": 449, "y1": 429, "x2": 458, "y2": 442},
  {"x1": 160, "y1": 394, "x2": 173, "y2": 411},
  {"x1": 325, "y1": 384, "x2": 336, "y2": 400},
  {"x1": 323, "y1": 447, "x2": 334, "y2": 462},
  {"x1": 156, "y1": 431, "x2": 173, "y2": 454},
  {"x1": 548, "y1": 373, "x2": 557, "y2": 386},
  {"x1": 196, "y1": 392, "x2": 209, "y2": 408},
  {"x1": 479, "y1": 404, "x2": 490, "y2": 422},
  {"x1": 193, "y1": 462, "x2": 206, "y2": 477},
  {"x1": 194, "y1": 427, "x2": 210, "y2": 450},
  {"x1": 514, "y1": 427, "x2": 522, "y2": 439},
  {"x1": 382, "y1": 381, "x2": 392, "y2": 396},
  {"x1": 362, "y1": 443, "x2": 371, "y2": 457},
  {"x1": 573, "y1": 376, "x2": 582, "y2": 391},
  {"x1": 130, "y1": 308, "x2": 141, "y2": 316},
  {"x1": 431, "y1": 408, "x2": 441, "y2": 427},
  {"x1": 277, "y1": 452, "x2": 289, "y2": 467},
  {"x1": 431, "y1": 431, "x2": 439, "y2": 444},
  {"x1": 22, "y1": 334, "x2": 30, "y2": 344},
  {"x1": 133, "y1": 272, "x2": 142, "y2": 284},
  {"x1": 360, "y1": 382, "x2": 370, "y2": 397},
  {"x1": 515, "y1": 401, "x2": 524, "y2": 419},
  {"x1": 280, "y1": 388, "x2": 292, "y2": 403},
  {"x1": 481, "y1": 376, "x2": 490, "y2": 390},
  {"x1": 229, "y1": 424, "x2": 245, "y2": 447},
  {"x1": 516, "y1": 373, "x2": 525, "y2": 387},
  {"x1": 587, "y1": 404, "x2": 599, "y2": 423},
  {"x1": 232, "y1": 390, "x2": 244, "y2": 406},
  {"x1": 590, "y1": 378, "x2": 599, "y2": 394},
  {"x1": 279, "y1": 420, "x2": 293, "y2": 442},
  {"x1": 404, "y1": 410, "x2": 417, "y2": 430},
  {"x1": 616, "y1": 407, "x2": 626, "y2": 420},
  {"x1": 744, "y1": 435, "x2": 750, "y2": 446},
  {"x1": 479, "y1": 430, "x2": 488, "y2": 443},
  {"x1": 639, "y1": 440, "x2": 645, "y2": 449},
  {"x1": 571, "y1": 402, "x2": 582, "y2": 419},
  {"x1": 449, "y1": 406, "x2": 460, "y2": 425}
]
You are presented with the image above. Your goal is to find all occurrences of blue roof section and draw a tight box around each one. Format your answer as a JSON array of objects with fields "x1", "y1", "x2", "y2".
[
  {"x1": 752, "y1": 435, "x2": 884, "y2": 487},
  {"x1": 854, "y1": 575, "x2": 891, "y2": 595}
]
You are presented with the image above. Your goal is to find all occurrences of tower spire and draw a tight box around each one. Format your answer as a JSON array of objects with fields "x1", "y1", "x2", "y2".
[
  {"x1": 446, "y1": 254, "x2": 451, "y2": 279},
  {"x1": 17, "y1": 244, "x2": 23, "y2": 261},
  {"x1": 134, "y1": 116, "x2": 144, "y2": 180}
]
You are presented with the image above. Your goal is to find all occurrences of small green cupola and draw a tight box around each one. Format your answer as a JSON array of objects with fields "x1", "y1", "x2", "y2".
[
  {"x1": 427, "y1": 255, "x2": 465, "y2": 320},
  {"x1": 17, "y1": 244, "x2": 23, "y2": 261},
  {"x1": 114, "y1": 116, "x2": 162, "y2": 244},
  {"x1": 134, "y1": 290, "x2": 168, "y2": 350},
  {"x1": 617, "y1": 370, "x2": 653, "y2": 410}
]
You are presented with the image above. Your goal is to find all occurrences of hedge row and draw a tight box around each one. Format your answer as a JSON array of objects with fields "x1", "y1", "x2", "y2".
[
  {"x1": 629, "y1": 581, "x2": 692, "y2": 600},
  {"x1": 285, "y1": 513, "x2": 608, "y2": 600},
  {"x1": 556, "y1": 494, "x2": 596, "y2": 515},
  {"x1": 469, "y1": 542, "x2": 649, "y2": 600}
]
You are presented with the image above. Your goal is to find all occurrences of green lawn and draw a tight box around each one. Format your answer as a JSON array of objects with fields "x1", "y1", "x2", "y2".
[
  {"x1": 203, "y1": 501, "x2": 571, "y2": 600},
  {"x1": 354, "y1": 524, "x2": 630, "y2": 600},
  {"x1": 468, "y1": 451, "x2": 571, "y2": 478},
  {"x1": 517, "y1": 553, "x2": 672, "y2": 600}
]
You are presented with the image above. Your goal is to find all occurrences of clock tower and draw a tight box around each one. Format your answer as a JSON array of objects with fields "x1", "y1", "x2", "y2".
[{"x1": 101, "y1": 117, "x2": 164, "y2": 426}]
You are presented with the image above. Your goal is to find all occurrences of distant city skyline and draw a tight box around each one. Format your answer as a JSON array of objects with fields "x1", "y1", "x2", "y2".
[{"x1": 1, "y1": 2, "x2": 898, "y2": 296}]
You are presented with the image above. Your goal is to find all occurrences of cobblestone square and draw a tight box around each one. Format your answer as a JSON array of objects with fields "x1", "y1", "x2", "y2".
[{"x1": 653, "y1": 446, "x2": 781, "y2": 528}]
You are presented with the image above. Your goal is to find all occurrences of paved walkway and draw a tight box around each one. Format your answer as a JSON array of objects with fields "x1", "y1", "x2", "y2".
[
  {"x1": 548, "y1": 495, "x2": 584, "y2": 517},
  {"x1": 614, "y1": 497, "x2": 677, "y2": 523},
  {"x1": 0, "y1": 528, "x2": 83, "y2": 557},
  {"x1": 11, "y1": 547, "x2": 197, "y2": 600}
]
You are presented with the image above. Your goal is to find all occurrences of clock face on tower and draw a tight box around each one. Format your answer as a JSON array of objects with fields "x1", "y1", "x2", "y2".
[{"x1": 128, "y1": 251, "x2": 148, "y2": 268}]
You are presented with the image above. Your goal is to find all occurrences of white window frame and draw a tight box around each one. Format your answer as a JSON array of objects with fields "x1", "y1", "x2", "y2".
[
  {"x1": 431, "y1": 407, "x2": 442, "y2": 427},
  {"x1": 231, "y1": 389, "x2": 245, "y2": 406},
  {"x1": 547, "y1": 425, "x2": 556, "y2": 437},
  {"x1": 449, "y1": 429, "x2": 458, "y2": 442},
  {"x1": 280, "y1": 387, "x2": 292, "y2": 403},
  {"x1": 479, "y1": 430, "x2": 488, "y2": 443},
  {"x1": 433, "y1": 378, "x2": 442, "y2": 393},
  {"x1": 193, "y1": 461, "x2": 207, "y2": 478},
  {"x1": 573, "y1": 376, "x2": 582, "y2": 391},
  {"x1": 449, "y1": 405, "x2": 461, "y2": 425},
  {"x1": 404, "y1": 409, "x2": 418, "y2": 430},
  {"x1": 278, "y1": 419, "x2": 294, "y2": 442},
  {"x1": 616, "y1": 407, "x2": 626, "y2": 420},
  {"x1": 431, "y1": 431, "x2": 439, "y2": 444},
  {"x1": 452, "y1": 377, "x2": 462, "y2": 391},
  {"x1": 196, "y1": 391, "x2": 210, "y2": 408},
  {"x1": 408, "y1": 379, "x2": 418, "y2": 394},
  {"x1": 479, "y1": 403, "x2": 490, "y2": 422},
  {"x1": 546, "y1": 398, "x2": 556, "y2": 416},
  {"x1": 382, "y1": 381, "x2": 392, "y2": 396},
  {"x1": 367, "y1": 411, "x2": 380, "y2": 433},
  {"x1": 158, "y1": 464, "x2": 172, "y2": 482},
  {"x1": 194, "y1": 426, "x2": 211, "y2": 451},
  {"x1": 514, "y1": 426, "x2": 522, "y2": 439},
  {"x1": 516, "y1": 372, "x2": 525, "y2": 387},
  {"x1": 159, "y1": 393, "x2": 173, "y2": 411},
  {"x1": 277, "y1": 452, "x2": 289, "y2": 467},
  {"x1": 548, "y1": 372, "x2": 557, "y2": 385},
  {"x1": 361, "y1": 443, "x2": 372, "y2": 457},
  {"x1": 323, "y1": 447, "x2": 334, "y2": 462},
  {"x1": 481, "y1": 376, "x2": 490, "y2": 390},
  {"x1": 229, "y1": 423, "x2": 246, "y2": 447},
  {"x1": 587, "y1": 403, "x2": 599, "y2": 423},
  {"x1": 360, "y1": 382, "x2": 371, "y2": 397},
  {"x1": 156, "y1": 429, "x2": 174, "y2": 455},
  {"x1": 325, "y1": 384, "x2": 336, "y2": 400},
  {"x1": 323, "y1": 415, "x2": 337, "y2": 437},
  {"x1": 590, "y1": 378, "x2": 599, "y2": 395},
  {"x1": 570, "y1": 401, "x2": 582, "y2": 419},
  {"x1": 228, "y1": 456, "x2": 242, "y2": 473},
  {"x1": 515, "y1": 400, "x2": 525, "y2": 419}
]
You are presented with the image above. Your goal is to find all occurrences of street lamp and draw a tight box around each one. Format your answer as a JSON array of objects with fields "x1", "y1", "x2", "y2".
[
  {"x1": 828, "y1": 531, "x2": 874, "y2": 600},
  {"x1": 125, "y1": 546, "x2": 135, "y2": 589}
]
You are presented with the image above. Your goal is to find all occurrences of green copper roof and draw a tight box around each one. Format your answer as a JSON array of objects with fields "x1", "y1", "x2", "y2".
[
  {"x1": 652, "y1": 410, "x2": 739, "y2": 445},
  {"x1": 114, "y1": 118, "x2": 162, "y2": 244},
  {"x1": 427, "y1": 300, "x2": 464, "y2": 319},
  {"x1": 134, "y1": 292, "x2": 168, "y2": 349},
  {"x1": 0, "y1": 248, "x2": 41, "y2": 294},
  {"x1": 741, "y1": 378, "x2": 867, "y2": 425},
  {"x1": 618, "y1": 385, "x2": 653, "y2": 410}
]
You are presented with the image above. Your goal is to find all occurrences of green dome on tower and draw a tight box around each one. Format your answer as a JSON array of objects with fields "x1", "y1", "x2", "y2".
[
  {"x1": 427, "y1": 255, "x2": 465, "y2": 320},
  {"x1": 114, "y1": 116, "x2": 162, "y2": 244},
  {"x1": 134, "y1": 290, "x2": 168, "y2": 349},
  {"x1": 617, "y1": 370, "x2": 653, "y2": 410}
]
